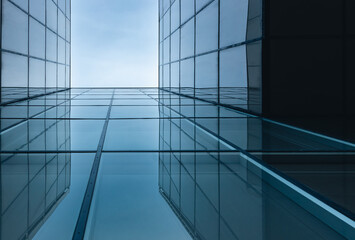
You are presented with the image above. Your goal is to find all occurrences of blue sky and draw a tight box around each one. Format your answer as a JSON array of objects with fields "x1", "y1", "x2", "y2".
[{"x1": 71, "y1": 0, "x2": 158, "y2": 87}]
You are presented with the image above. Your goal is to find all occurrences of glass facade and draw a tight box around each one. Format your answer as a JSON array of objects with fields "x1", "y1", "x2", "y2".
[
  {"x1": 0, "y1": 0, "x2": 354, "y2": 239},
  {"x1": 159, "y1": 0, "x2": 262, "y2": 114},
  {"x1": 0, "y1": 89, "x2": 354, "y2": 239},
  {"x1": 1, "y1": 0, "x2": 71, "y2": 105}
]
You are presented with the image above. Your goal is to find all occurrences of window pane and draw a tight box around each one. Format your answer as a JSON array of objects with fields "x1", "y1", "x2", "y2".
[
  {"x1": 181, "y1": 19, "x2": 194, "y2": 58},
  {"x1": 58, "y1": 38, "x2": 66, "y2": 64},
  {"x1": 29, "y1": 58, "x2": 45, "y2": 88},
  {"x1": 46, "y1": 0, "x2": 57, "y2": 32},
  {"x1": 1, "y1": 52, "x2": 28, "y2": 88},
  {"x1": 58, "y1": 65, "x2": 65, "y2": 88},
  {"x1": 30, "y1": 0, "x2": 45, "y2": 23},
  {"x1": 196, "y1": 0, "x2": 218, "y2": 54},
  {"x1": 181, "y1": 58, "x2": 194, "y2": 88},
  {"x1": 66, "y1": 0, "x2": 70, "y2": 18},
  {"x1": 12, "y1": 0, "x2": 28, "y2": 12},
  {"x1": 171, "y1": 62, "x2": 179, "y2": 88},
  {"x1": 46, "y1": 30, "x2": 57, "y2": 62},
  {"x1": 181, "y1": 0, "x2": 194, "y2": 24},
  {"x1": 163, "y1": 9, "x2": 170, "y2": 39},
  {"x1": 171, "y1": 30, "x2": 180, "y2": 62},
  {"x1": 58, "y1": 0, "x2": 65, "y2": 12},
  {"x1": 196, "y1": 52, "x2": 218, "y2": 88},
  {"x1": 2, "y1": 0, "x2": 28, "y2": 54},
  {"x1": 66, "y1": 18, "x2": 71, "y2": 41},
  {"x1": 220, "y1": 45, "x2": 247, "y2": 87},
  {"x1": 66, "y1": 43, "x2": 70, "y2": 65},
  {"x1": 171, "y1": 0, "x2": 180, "y2": 31},
  {"x1": 220, "y1": 0, "x2": 249, "y2": 47},
  {"x1": 66, "y1": 66, "x2": 70, "y2": 88},
  {"x1": 163, "y1": 64, "x2": 170, "y2": 88},
  {"x1": 58, "y1": 11, "x2": 66, "y2": 38},
  {"x1": 29, "y1": 18, "x2": 45, "y2": 59},
  {"x1": 46, "y1": 62, "x2": 57, "y2": 89},
  {"x1": 163, "y1": 38, "x2": 170, "y2": 64}
]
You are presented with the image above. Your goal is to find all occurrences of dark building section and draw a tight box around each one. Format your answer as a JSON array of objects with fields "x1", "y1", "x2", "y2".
[
  {"x1": 0, "y1": 0, "x2": 71, "y2": 105},
  {"x1": 263, "y1": 0, "x2": 354, "y2": 117},
  {"x1": 262, "y1": 0, "x2": 355, "y2": 142}
]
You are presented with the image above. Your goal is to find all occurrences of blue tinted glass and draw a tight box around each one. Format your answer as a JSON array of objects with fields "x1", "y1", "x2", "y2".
[
  {"x1": 104, "y1": 120, "x2": 159, "y2": 150},
  {"x1": 33, "y1": 154, "x2": 95, "y2": 240},
  {"x1": 84, "y1": 153, "x2": 192, "y2": 239}
]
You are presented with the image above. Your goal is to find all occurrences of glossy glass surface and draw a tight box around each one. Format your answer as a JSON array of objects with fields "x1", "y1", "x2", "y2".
[
  {"x1": 84, "y1": 153, "x2": 192, "y2": 240},
  {"x1": 159, "y1": 0, "x2": 263, "y2": 113},
  {"x1": 0, "y1": 88, "x2": 353, "y2": 239},
  {"x1": 1, "y1": 0, "x2": 71, "y2": 104}
]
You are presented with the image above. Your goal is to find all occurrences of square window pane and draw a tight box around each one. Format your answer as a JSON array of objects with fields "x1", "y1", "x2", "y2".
[{"x1": 1, "y1": 52, "x2": 28, "y2": 88}]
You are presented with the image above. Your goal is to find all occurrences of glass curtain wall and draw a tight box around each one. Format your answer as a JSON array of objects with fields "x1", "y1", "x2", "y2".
[
  {"x1": 1, "y1": 0, "x2": 71, "y2": 104},
  {"x1": 158, "y1": 0, "x2": 262, "y2": 114}
]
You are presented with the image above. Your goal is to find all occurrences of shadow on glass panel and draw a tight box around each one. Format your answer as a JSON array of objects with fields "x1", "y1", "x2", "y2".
[
  {"x1": 0, "y1": 153, "x2": 71, "y2": 240},
  {"x1": 158, "y1": 152, "x2": 348, "y2": 240}
]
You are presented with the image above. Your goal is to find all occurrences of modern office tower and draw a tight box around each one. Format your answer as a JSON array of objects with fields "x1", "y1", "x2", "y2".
[
  {"x1": 1, "y1": 104, "x2": 71, "y2": 239},
  {"x1": 159, "y1": 0, "x2": 355, "y2": 140},
  {"x1": 159, "y1": 0, "x2": 354, "y2": 239},
  {"x1": 0, "y1": 0, "x2": 354, "y2": 239},
  {"x1": 159, "y1": 0, "x2": 262, "y2": 112},
  {"x1": 0, "y1": 0, "x2": 71, "y2": 104}
]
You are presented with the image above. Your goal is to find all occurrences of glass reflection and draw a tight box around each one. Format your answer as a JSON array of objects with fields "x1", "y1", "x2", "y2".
[
  {"x1": 159, "y1": 152, "x2": 348, "y2": 240},
  {"x1": 1, "y1": 153, "x2": 71, "y2": 240}
]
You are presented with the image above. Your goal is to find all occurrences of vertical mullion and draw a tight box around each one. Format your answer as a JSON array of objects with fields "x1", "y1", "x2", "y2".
[
  {"x1": 217, "y1": 0, "x2": 221, "y2": 105},
  {"x1": 45, "y1": 0, "x2": 48, "y2": 94},
  {"x1": 158, "y1": 0, "x2": 161, "y2": 89},
  {"x1": 0, "y1": 0, "x2": 2, "y2": 103},
  {"x1": 26, "y1": 1, "x2": 30, "y2": 235},
  {"x1": 193, "y1": 0, "x2": 196, "y2": 98},
  {"x1": 69, "y1": 0, "x2": 71, "y2": 89},
  {"x1": 27, "y1": 1, "x2": 30, "y2": 98},
  {"x1": 169, "y1": 2, "x2": 171, "y2": 91},
  {"x1": 56, "y1": 1, "x2": 58, "y2": 92},
  {"x1": 179, "y1": 0, "x2": 181, "y2": 95}
]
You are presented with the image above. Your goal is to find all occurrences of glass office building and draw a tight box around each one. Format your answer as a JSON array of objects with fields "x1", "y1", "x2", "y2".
[
  {"x1": 159, "y1": 0, "x2": 262, "y2": 113},
  {"x1": 0, "y1": 0, "x2": 354, "y2": 239},
  {"x1": 1, "y1": 0, "x2": 71, "y2": 105}
]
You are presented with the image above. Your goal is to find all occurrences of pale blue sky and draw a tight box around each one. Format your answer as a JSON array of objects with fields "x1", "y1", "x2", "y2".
[{"x1": 71, "y1": 0, "x2": 158, "y2": 87}]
